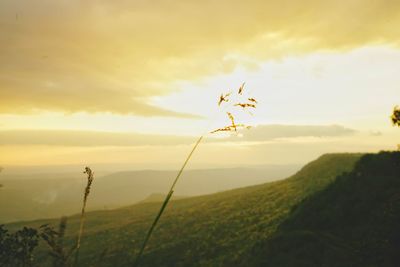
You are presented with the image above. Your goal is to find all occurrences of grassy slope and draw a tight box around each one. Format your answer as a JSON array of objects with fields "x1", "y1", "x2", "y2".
[
  {"x1": 8, "y1": 153, "x2": 360, "y2": 266},
  {"x1": 0, "y1": 166, "x2": 297, "y2": 223},
  {"x1": 245, "y1": 151, "x2": 400, "y2": 267}
]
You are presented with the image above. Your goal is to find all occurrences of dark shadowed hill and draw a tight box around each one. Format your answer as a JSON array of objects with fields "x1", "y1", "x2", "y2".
[
  {"x1": 244, "y1": 151, "x2": 400, "y2": 267},
  {"x1": 7, "y1": 153, "x2": 361, "y2": 266}
]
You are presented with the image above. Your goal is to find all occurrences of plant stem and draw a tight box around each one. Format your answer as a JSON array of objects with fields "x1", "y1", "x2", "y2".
[
  {"x1": 74, "y1": 167, "x2": 94, "y2": 267},
  {"x1": 73, "y1": 204, "x2": 87, "y2": 267},
  {"x1": 134, "y1": 135, "x2": 204, "y2": 266}
]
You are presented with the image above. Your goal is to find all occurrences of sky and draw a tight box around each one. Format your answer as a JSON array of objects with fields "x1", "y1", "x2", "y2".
[{"x1": 0, "y1": 0, "x2": 399, "y2": 169}]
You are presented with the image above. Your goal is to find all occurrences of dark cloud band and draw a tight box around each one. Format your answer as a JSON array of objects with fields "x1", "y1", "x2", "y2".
[{"x1": 0, "y1": 125, "x2": 355, "y2": 147}]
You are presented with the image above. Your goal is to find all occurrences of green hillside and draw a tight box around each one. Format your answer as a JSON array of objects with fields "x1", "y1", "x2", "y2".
[
  {"x1": 0, "y1": 166, "x2": 297, "y2": 223},
  {"x1": 7, "y1": 153, "x2": 360, "y2": 266},
  {"x1": 245, "y1": 151, "x2": 400, "y2": 267}
]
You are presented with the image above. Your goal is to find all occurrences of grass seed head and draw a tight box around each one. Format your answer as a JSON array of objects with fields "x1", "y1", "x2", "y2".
[
  {"x1": 238, "y1": 82, "x2": 245, "y2": 95},
  {"x1": 234, "y1": 103, "x2": 256, "y2": 109},
  {"x1": 391, "y1": 106, "x2": 400, "y2": 127},
  {"x1": 211, "y1": 82, "x2": 257, "y2": 134},
  {"x1": 83, "y1": 166, "x2": 94, "y2": 202}
]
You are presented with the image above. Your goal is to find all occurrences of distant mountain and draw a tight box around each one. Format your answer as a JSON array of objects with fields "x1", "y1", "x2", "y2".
[
  {"x1": 7, "y1": 153, "x2": 361, "y2": 266},
  {"x1": 0, "y1": 165, "x2": 299, "y2": 222}
]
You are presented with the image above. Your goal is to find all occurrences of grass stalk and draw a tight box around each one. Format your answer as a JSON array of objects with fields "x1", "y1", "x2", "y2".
[
  {"x1": 74, "y1": 167, "x2": 94, "y2": 267},
  {"x1": 134, "y1": 135, "x2": 203, "y2": 266},
  {"x1": 133, "y1": 82, "x2": 255, "y2": 266}
]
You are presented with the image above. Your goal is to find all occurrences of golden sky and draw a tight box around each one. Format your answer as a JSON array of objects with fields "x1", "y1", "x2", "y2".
[{"x1": 0, "y1": 0, "x2": 400, "y2": 167}]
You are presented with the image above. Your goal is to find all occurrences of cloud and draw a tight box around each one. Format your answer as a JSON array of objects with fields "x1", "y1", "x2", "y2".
[
  {"x1": 1, "y1": 0, "x2": 400, "y2": 115},
  {"x1": 225, "y1": 124, "x2": 356, "y2": 142},
  {"x1": 0, "y1": 81, "x2": 200, "y2": 118},
  {"x1": 0, "y1": 130, "x2": 195, "y2": 147},
  {"x1": 0, "y1": 125, "x2": 355, "y2": 147},
  {"x1": 369, "y1": 130, "x2": 383, "y2": 136}
]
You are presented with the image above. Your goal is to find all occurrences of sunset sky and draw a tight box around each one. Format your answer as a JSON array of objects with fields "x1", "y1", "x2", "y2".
[{"x1": 0, "y1": 0, "x2": 399, "y2": 168}]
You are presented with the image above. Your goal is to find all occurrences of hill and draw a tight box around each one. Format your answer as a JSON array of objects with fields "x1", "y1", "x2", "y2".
[
  {"x1": 139, "y1": 193, "x2": 187, "y2": 204},
  {"x1": 7, "y1": 153, "x2": 361, "y2": 266},
  {"x1": 244, "y1": 151, "x2": 400, "y2": 267},
  {"x1": 0, "y1": 165, "x2": 298, "y2": 223}
]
